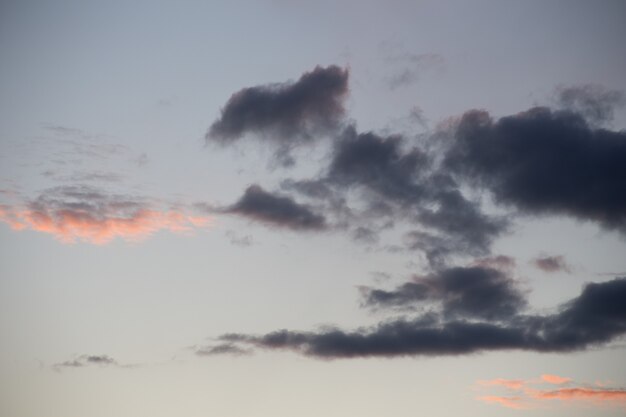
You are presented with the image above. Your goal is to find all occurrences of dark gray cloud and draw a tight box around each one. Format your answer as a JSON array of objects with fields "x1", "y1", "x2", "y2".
[
  {"x1": 403, "y1": 230, "x2": 487, "y2": 269},
  {"x1": 415, "y1": 188, "x2": 508, "y2": 260},
  {"x1": 53, "y1": 354, "x2": 119, "y2": 370},
  {"x1": 207, "y1": 65, "x2": 349, "y2": 144},
  {"x1": 327, "y1": 125, "x2": 428, "y2": 203},
  {"x1": 224, "y1": 185, "x2": 327, "y2": 231},
  {"x1": 445, "y1": 107, "x2": 626, "y2": 234},
  {"x1": 554, "y1": 84, "x2": 625, "y2": 126},
  {"x1": 209, "y1": 67, "x2": 626, "y2": 268},
  {"x1": 283, "y1": 126, "x2": 507, "y2": 266},
  {"x1": 533, "y1": 255, "x2": 572, "y2": 274},
  {"x1": 363, "y1": 266, "x2": 526, "y2": 320},
  {"x1": 202, "y1": 278, "x2": 626, "y2": 359}
]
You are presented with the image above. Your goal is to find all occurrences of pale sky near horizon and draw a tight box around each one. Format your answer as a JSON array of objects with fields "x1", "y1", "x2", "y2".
[{"x1": 2, "y1": 1, "x2": 626, "y2": 416}]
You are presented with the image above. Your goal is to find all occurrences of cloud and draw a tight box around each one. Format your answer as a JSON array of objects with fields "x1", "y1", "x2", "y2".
[
  {"x1": 471, "y1": 255, "x2": 516, "y2": 271},
  {"x1": 0, "y1": 186, "x2": 211, "y2": 244},
  {"x1": 554, "y1": 84, "x2": 625, "y2": 126},
  {"x1": 326, "y1": 125, "x2": 428, "y2": 203},
  {"x1": 444, "y1": 107, "x2": 626, "y2": 234},
  {"x1": 379, "y1": 47, "x2": 446, "y2": 89},
  {"x1": 541, "y1": 374, "x2": 572, "y2": 385},
  {"x1": 225, "y1": 230, "x2": 253, "y2": 247},
  {"x1": 223, "y1": 185, "x2": 327, "y2": 231},
  {"x1": 196, "y1": 343, "x2": 252, "y2": 356},
  {"x1": 478, "y1": 378, "x2": 527, "y2": 390},
  {"x1": 207, "y1": 65, "x2": 349, "y2": 165},
  {"x1": 362, "y1": 266, "x2": 526, "y2": 320},
  {"x1": 200, "y1": 277, "x2": 626, "y2": 359},
  {"x1": 477, "y1": 395, "x2": 527, "y2": 409},
  {"x1": 53, "y1": 354, "x2": 120, "y2": 370},
  {"x1": 285, "y1": 126, "x2": 507, "y2": 266},
  {"x1": 477, "y1": 374, "x2": 626, "y2": 409},
  {"x1": 207, "y1": 68, "x2": 626, "y2": 268},
  {"x1": 533, "y1": 387, "x2": 626, "y2": 403},
  {"x1": 533, "y1": 255, "x2": 572, "y2": 273}
]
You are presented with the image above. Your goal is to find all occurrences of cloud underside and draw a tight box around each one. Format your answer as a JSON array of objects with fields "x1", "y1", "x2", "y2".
[
  {"x1": 0, "y1": 186, "x2": 211, "y2": 244},
  {"x1": 201, "y1": 277, "x2": 626, "y2": 359},
  {"x1": 445, "y1": 107, "x2": 626, "y2": 232},
  {"x1": 223, "y1": 185, "x2": 326, "y2": 231},
  {"x1": 478, "y1": 374, "x2": 626, "y2": 409}
]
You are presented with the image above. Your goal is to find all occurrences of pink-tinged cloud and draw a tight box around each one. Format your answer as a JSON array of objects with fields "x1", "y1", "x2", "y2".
[
  {"x1": 477, "y1": 395, "x2": 527, "y2": 409},
  {"x1": 541, "y1": 374, "x2": 572, "y2": 385},
  {"x1": 533, "y1": 388, "x2": 626, "y2": 403},
  {"x1": 477, "y1": 375, "x2": 626, "y2": 410},
  {"x1": 0, "y1": 206, "x2": 211, "y2": 244},
  {"x1": 478, "y1": 378, "x2": 526, "y2": 390}
]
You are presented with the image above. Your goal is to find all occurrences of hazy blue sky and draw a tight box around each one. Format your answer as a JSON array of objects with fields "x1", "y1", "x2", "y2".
[{"x1": 1, "y1": 1, "x2": 626, "y2": 416}]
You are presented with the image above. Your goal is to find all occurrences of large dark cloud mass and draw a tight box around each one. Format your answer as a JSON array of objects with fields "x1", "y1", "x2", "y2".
[
  {"x1": 224, "y1": 185, "x2": 327, "y2": 231},
  {"x1": 207, "y1": 65, "x2": 349, "y2": 144},
  {"x1": 207, "y1": 68, "x2": 626, "y2": 267},
  {"x1": 445, "y1": 107, "x2": 626, "y2": 233},
  {"x1": 202, "y1": 277, "x2": 626, "y2": 359}
]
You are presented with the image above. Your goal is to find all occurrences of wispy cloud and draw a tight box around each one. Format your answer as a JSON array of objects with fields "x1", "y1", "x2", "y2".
[
  {"x1": 52, "y1": 354, "x2": 133, "y2": 371},
  {"x1": 553, "y1": 84, "x2": 625, "y2": 126},
  {"x1": 477, "y1": 395, "x2": 527, "y2": 410},
  {"x1": 0, "y1": 186, "x2": 211, "y2": 244},
  {"x1": 541, "y1": 374, "x2": 572, "y2": 385},
  {"x1": 476, "y1": 374, "x2": 626, "y2": 409}
]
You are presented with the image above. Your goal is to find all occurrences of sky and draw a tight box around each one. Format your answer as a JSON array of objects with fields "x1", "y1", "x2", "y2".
[{"x1": 1, "y1": 1, "x2": 626, "y2": 416}]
